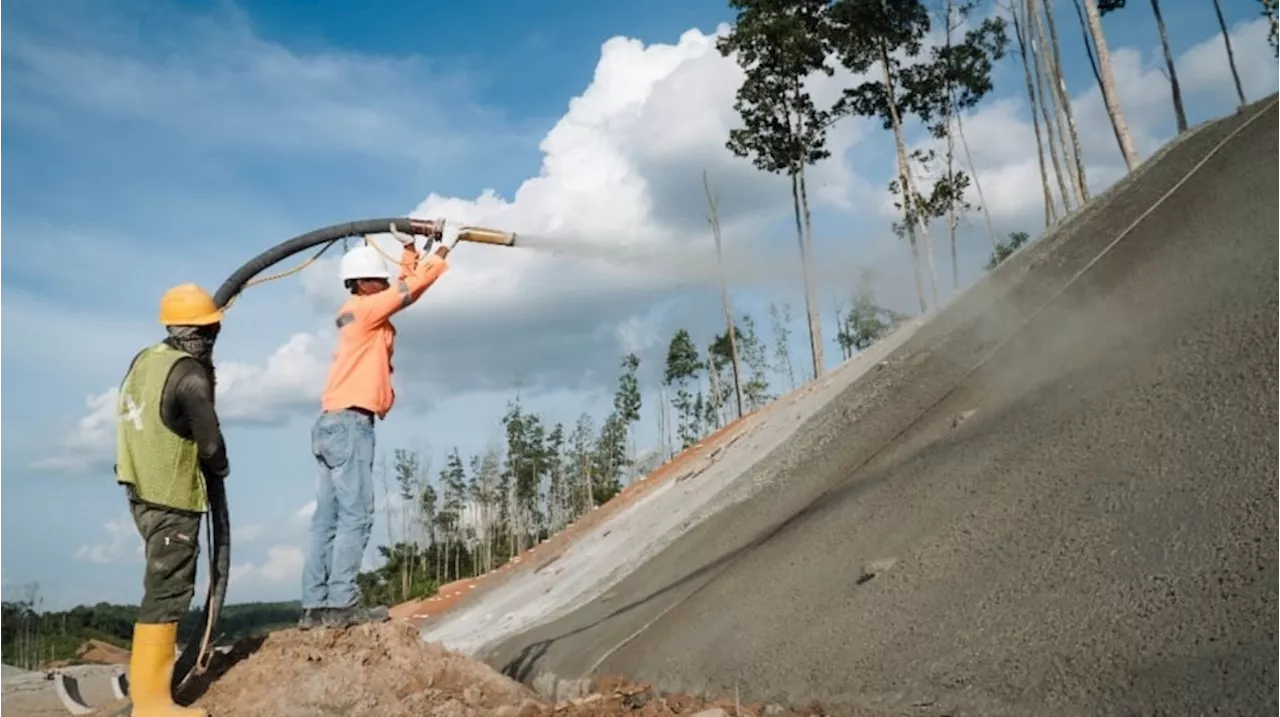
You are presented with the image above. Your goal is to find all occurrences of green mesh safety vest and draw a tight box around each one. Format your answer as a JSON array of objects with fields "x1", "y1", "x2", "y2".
[{"x1": 114, "y1": 343, "x2": 207, "y2": 513}]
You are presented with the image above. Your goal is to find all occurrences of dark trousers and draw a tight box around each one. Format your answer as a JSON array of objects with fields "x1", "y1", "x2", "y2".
[{"x1": 129, "y1": 493, "x2": 201, "y2": 624}]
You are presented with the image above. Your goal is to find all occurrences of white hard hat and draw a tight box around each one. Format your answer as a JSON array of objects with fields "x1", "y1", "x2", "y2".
[{"x1": 339, "y1": 245, "x2": 392, "y2": 282}]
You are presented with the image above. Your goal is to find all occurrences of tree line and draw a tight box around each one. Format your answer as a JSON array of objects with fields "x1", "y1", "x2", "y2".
[
  {"x1": 1, "y1": 584, "x2": 300, "y2": 668},
  {"x1": 355, "y1": 273, "x2": 930, "y2": 607}
]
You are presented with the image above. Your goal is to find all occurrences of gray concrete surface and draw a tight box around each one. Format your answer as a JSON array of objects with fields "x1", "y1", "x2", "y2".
[
  {"x1": 422, "y1": 310, "x2": 926, "y2": 655},
  {"x1": 483, "y1": 95, "x2": 1280, "y2": 717},
  {"x1": 3, "y1": 665, "x2": 125, "y2": 717}
]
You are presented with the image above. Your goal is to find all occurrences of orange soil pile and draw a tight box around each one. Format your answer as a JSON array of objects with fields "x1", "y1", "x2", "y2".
[
  {"x1": 393, "y1": 407, "x2": 775, "y2": 625},
  {"x1": 77, "y1": 639, "x2": 130, "y2": 665},
  {"x1": 182, "y1": 622, "x2": 829, "y2": 717},
  {"x1": 46, "y1": 639, "x2": 132, "y2": 668},
  {"x1": 190, "y1": 622, "x2": 539, "y2": 717}
]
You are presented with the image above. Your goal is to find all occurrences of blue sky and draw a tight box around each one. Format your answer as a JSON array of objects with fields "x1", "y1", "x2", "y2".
[{"x1": 2, "y1": 0, "x2": 1273, "y2": 610}]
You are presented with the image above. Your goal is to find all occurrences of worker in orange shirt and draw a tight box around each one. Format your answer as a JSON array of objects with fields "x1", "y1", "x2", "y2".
[{"x1": 299, "y1": 223, "x2": 451, "y2": 629}]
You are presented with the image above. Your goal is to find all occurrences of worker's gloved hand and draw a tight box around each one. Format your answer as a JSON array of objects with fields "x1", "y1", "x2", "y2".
[
  {"x1": 388, "y1": 224, "x2": 416, "y2": 248},
  {"x1": 436, "y1": 223, "x2": 461, "y2": 258}
]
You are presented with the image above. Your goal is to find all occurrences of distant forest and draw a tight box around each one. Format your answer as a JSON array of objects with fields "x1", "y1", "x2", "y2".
[{"x1": 1, "y1": 588, "x2": 300, "y2": 669}]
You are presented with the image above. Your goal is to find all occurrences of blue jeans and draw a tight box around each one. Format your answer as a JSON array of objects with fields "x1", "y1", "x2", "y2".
[{"x1": 301, "y1": 409, "x2": 376, "y2": 610}]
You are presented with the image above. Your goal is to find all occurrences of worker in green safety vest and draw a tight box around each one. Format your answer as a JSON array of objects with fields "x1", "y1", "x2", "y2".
[{"x1": 114, "y1": 282, "x2": 230, "y2": 717}]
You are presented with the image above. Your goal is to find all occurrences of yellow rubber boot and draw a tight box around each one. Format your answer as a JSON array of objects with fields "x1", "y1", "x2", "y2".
[{"x1": 128, "y1": 623, "x2": 208, "y2": 717}]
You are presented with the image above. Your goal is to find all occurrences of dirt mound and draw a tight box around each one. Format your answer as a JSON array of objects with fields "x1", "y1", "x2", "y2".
[
  {"x1": 189, "y1": 623, "x2": 826, "y2": 717},
  {"x1": 77, "y1": 639, "x2": 130, "y2": 665},
  {"x1": 193, "y1": 622, "x2": 537, "y2": 716}
]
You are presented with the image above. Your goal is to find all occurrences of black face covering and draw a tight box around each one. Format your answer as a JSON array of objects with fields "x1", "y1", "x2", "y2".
[{"x1": 165, "y1": 324, "x2": 220, "y2": 368}]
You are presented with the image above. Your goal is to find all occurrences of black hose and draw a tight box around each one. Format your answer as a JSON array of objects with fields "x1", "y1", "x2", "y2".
[
  {"x1": 213, "y1": 217, "x2": 433, "y2": 307},
  {"x1": 172, "y1": 475, "x2": 229, "y2": 694},
  {"x1": 169, "y1": 216, "x2": 435, "y2": 694}
]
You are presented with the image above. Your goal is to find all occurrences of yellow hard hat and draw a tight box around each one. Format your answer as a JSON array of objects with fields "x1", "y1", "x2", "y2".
[{"x1": 159, "y1": 283, "x2": 224, "y2": 326}]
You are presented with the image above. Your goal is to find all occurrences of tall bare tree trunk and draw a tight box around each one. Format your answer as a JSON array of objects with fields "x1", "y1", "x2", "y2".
[
  {"x1": 1012, "y1": 4, "x2": 1058, "y2": 227},
  {"x1": 919, "y1": 198, "x2": 942, "y2": 307},
  {"x1": 1071, "y1": 0, "x2": 1128, "y2": 160},
  {"x1": 1083, "y1": 0, "x2": 1139, "y2": 170},
  {"x1": 443, "y1": 540, "x2": 451, "y2": 585},
  {"x1": 948, "y1": 124, "x2": 960, "y2": 292},
  {"x1": 833, "y1": 298, "x2": 848, "y2": 360},
  {"x1": 789, "y1": 168, "x2": 824, "y2": 382},
  {"x1": 902, "y1": 221, "x2": 928, "y2": 313},
  {"x1": 1148, "y1": 0, "x2": 1188, "y2": 133},
  {"x1": 704, "y1": 339, "x2": 726, "y2": 428},
  {"x1": 660, "y1": 387, "x2": 667, "y2": 461},
  {"x1": 703, "y1": 170, "x2": 745, "y2": 420},
  {"x1": 879, "y1": 39, "x2": 938, "y2": 311},
  {"x1": 1042, "y1": 0, "x2": 1091, "y2": 201},
  {"x1": 1031, "y1": 0, "x2": 1080, "y2": 208},
  {"x1": 795, "y1": 159, "x2": 825, "y2": 379},
  {"x1": 1212, "y1": 0, "x2": 1248, "y2": 107},
  {"x1": 944, "y1": 0, "x2": 961, "y2": 291},
  {"x1": 954, "y1": 103, "x2": 998, "y2": 251},
  {"x1": 1026, "y1": 0, "x2": 1074, "y2": 212}
]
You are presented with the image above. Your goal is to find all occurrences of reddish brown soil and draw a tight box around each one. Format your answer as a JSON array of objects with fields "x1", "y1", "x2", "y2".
[
  {"x1": 77, "y1": 640, "x2": 130, "y2": 666},
  {"x1": 42, "y1": 639, "x2": 131, "y2": 670},
  {"x1": 172, "y1": 623, "x2": 829, "y2": 717}
]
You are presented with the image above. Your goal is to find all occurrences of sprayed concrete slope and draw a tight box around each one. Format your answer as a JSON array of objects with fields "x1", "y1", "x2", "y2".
[
  {"x1": 474, "y1": 95, "x2": 1279, "y2": 716},
  {"x1": 421, "y1": 314, "x2": 927, "y2": 655}
]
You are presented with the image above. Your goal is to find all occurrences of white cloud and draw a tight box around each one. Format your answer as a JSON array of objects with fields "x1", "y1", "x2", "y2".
[
  {"x1": 40, "y1": 15, "x2": 1277, "y2": 477},
  {"x1": 231, "y1": 524, "x2": 266, "y2": 543},
  {"x1": 615, "y1": 314, "x2": 664, "y2": 355},
  {"x1": 215, "y1": 333, "x2": 331, "y2": 423},
  {"x1": 899, "y1": 15, "x2": 1277, "y2": 233},
  {"x1": 73, "y1": 515, "x2": 142, "y2": 565},
  {"x1": 36, "y1": 390, "x2": 123, "y2": 474},
  {"x1": 2, "y1": 1, "x2": 521, "y2": 165},
  {"x1": 229, "y1": 544, "x2": 305, "y2": 587},
  {"x1": 295, "y1": 501, "x2": 318, "y2": 521},
  {"x1": 280, "y1": 25, "x2": 882, "y2": 396},
  {"x1": 31, "y1": 334, "x2": 332, "y2": 474}
]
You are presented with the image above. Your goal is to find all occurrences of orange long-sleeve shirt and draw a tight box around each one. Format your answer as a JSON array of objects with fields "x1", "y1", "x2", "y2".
[{"x1": 320, "y1": 245, "x2": 448, "y2": 418}]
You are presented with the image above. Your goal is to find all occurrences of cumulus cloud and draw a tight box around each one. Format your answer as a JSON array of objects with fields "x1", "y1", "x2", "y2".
[
  {"x1": 31, "y1": 334, "x2": 334, "y2": 475},
  {"x1": 357, "y1": 16, "x2": 1278, "y2": 388},
  {"x1": 40, "y1": 14, "x2": 1276, "y2": 476},
  {"x1": 230, "y1": 544, "x2": 305, "y2": 587},
  {"x1": 216, "y1": 333, "x2": 332, "y2": 423},
  {"x1": 73, "y1": 515, "x2": 143, "y2": 565},
  {"x1": 283, "y1": 25, "x2": 883, "y2": 398}
]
